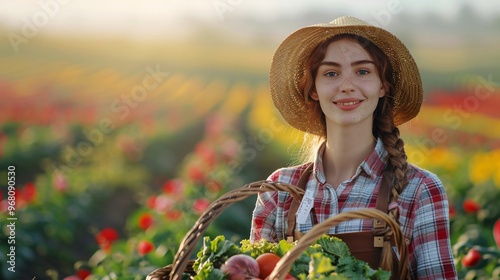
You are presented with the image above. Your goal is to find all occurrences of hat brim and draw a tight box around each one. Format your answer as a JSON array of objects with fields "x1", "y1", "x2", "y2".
[{"x1": 270, "y1": 16, "x2": 423, "y2": 136}]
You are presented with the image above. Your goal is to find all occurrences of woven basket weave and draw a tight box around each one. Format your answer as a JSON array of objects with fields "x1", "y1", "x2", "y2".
[{"x1": 146, "y1": 181, "x2": 408, "y2": 280}]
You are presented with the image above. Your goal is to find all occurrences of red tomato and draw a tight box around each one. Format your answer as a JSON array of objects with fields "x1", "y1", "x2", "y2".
[
  {"x1": 256, "y1": 253, "x2": 281, "y2": 279},
  {"x1": 461, "y1": 248, "x2": 481, "y2": 267},
  {"x1": 137, "y1": 240, "x2": 155, "y2": 256}
]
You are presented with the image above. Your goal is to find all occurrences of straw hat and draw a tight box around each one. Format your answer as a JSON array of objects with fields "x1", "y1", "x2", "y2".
[{"x1": 270, "y1": 16, "x2": 423, "y2": 136}]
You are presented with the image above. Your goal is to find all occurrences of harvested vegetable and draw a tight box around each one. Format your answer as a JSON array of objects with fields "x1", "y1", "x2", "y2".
[
  {"x1": 189, "y1": 235, "x2": 390, "y2": 280},
  {"x1": 256, "y1": 253, "x2": 281, "y2": 279},
  {"x1": 220, "y1": 254, "x2": 260, "y2": 279}
]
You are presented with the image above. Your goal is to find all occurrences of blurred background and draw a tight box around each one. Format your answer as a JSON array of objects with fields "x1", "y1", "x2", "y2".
[{"x1": 1, "y1": 0, "x2": 500, "y2": 279}]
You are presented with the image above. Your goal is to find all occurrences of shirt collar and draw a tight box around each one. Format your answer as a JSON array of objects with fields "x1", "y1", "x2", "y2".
[{"x1": 313, "y1": 138, "x2": 388, "y2": 184}]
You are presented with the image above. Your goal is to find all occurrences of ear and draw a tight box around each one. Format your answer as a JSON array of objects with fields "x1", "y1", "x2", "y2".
[
  {"x1": 379, "y1": 82, "x2": 387, "y2": 98},
  {"x1": 310, "y1": 90, "x2": 319, "y2": 101}
]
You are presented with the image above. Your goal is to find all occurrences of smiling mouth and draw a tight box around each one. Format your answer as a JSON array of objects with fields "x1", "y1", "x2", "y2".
[{"x1": 334, "y1": 101, "x2": 361, "y2": 106}]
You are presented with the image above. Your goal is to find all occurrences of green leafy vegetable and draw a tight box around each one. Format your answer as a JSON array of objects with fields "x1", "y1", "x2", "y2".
[
  {"x1": 193, "y1": 236, "x2": 240, "y2": 280},
  {"x1": 240, "y1": 238, "x2": 277, "y2": 258},
  {"x1": 310, "y1": 252, "x2": 336, "y2": 274},
  {"x1": 191, "y1": 235, "x2": 391, "y2": 280},
  {"x1": 317, "y1": 236, "x2": 351, "y2": 261}
]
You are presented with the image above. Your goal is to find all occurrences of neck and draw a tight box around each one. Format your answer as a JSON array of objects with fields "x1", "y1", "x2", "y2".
[{"x1": 322, "y1": 122, "x2": 376, "y2": 186}]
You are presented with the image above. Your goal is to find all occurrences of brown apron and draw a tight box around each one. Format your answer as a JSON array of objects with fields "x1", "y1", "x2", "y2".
[{"x1": 285, "y1": 163, "x2": 409, "y2": 279}]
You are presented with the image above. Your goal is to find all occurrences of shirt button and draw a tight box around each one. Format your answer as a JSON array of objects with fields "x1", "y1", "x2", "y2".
[{"x1": 405, "y1": 238, "x2": 410, "y2": 244}]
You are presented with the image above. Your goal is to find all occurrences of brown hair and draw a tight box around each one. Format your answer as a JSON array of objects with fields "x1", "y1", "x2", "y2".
[{"x1": 298, "y1": 34, "x2": 409, "y2": 265}]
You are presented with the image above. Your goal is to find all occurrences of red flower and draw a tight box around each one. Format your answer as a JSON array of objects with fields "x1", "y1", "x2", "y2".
[
  {"x1": 137, "y1": 240, "x2": 155, "y2": 256},
  {"x1": 76, "y1": 269, "x2": 91, "y2": 280},
  {"x1": 146, "y1": 196, "x2": 156, "y2": 209},
  {"x1": 194, "y1": 142, "x2": 216, "y2": 168},
  {"x1": 96, "y1": 227, "x2": 119, "y2": 251},
  {"x1": 463, "y1": 199, "x2": 481, "y2": 214},
  {"x1": 162, "y1": 179, "x2": 184, "y2": 197},
  {"x1": 193, "y1": 198, "x2": 210, "y2": 215},
  {"x1": 138, "y1": 213, "x2": 154, "y2": 231},
  {"x1": 153, "y1": 195, "x2": 174, "y2": 213},
  {"x1": 187, "y1": 164, "x2": 205, "y2": 182},
  {"x1": 206, "y1": 180, "x2": 222, "y2": 193},
  {"x1": 15, "y1": 182, "x2": 37, "y2": 208},
  {"x1": 23, "y1": 182, "x2": 37, "y2": 203},
  {"x1": 494, "y1": 219, "x2": 500, "y2": 249},
  {"x1": 165, "y1": 209, "x2": 182, "y2": 221},
  {"x1": 14, "y1": 188, "x2": 25, "y2": 208},
  {"x1": 461, "y1": 248, "x2": 481, "y2": 267}
]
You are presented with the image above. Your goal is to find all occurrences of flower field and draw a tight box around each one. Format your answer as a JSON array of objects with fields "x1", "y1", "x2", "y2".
[{"x1": 1, "y1": 35, "x2": 500, "y2": 280}]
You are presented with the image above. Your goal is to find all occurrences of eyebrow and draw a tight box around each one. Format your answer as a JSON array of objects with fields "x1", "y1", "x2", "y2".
[{"x1": 319, "y1": 60, "x2": 375, "y2": 67}]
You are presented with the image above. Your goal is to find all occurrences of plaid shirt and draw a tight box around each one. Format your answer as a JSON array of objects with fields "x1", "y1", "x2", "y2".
[{"x1": 250, "y1": 138, "x2": 457, "y2": 279}]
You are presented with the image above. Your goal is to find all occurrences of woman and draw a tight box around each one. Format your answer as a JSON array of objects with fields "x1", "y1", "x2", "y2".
[{"x1": 250, "y1": 16, "x2": 457, "y2": 279}]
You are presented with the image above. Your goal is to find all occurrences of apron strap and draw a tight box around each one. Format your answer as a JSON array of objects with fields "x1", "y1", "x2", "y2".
[
  {"x1": 286, "y1": 162, "x2": 393, "y2": 242},
  {"x1": 374, "y1": 168, "x2": 392, "y2": 232}
]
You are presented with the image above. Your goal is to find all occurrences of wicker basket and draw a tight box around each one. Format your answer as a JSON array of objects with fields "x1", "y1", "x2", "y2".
[{"x1": 146, "y1": 181, "x2": 409, "y2": 280}]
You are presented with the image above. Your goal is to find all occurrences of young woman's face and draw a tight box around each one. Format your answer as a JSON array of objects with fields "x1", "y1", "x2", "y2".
[{"x1": 311, "y1": 38, "x2": 386, "y2": 128}]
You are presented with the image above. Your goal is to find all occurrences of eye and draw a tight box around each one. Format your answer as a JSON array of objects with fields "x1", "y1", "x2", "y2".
[
  {"x1": 325, "y1": 71, "x2": 337, "y2": 77},
  {"x1": 358, "y1": 69, "x2": 369, "y2": 75}
]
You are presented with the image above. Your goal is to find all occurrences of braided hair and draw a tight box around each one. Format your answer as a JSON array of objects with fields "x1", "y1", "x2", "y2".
[{"x1": 299, "y1": 33, "x2": 409, "y2": 217}]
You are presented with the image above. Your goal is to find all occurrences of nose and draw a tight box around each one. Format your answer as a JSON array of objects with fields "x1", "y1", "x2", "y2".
[{"x1": 340, "y1": 74, "x2": 355, "y2": 93}]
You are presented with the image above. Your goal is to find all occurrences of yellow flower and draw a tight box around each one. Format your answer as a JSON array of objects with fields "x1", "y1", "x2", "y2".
[
  {"x1": 468, "y1": 152, "x2": 493, "y2": 185},
  {"x1": 431, "y1": 147, "x2": 459, "y2": 172},
  {"x1": 491, "y1": 149, "x2": 500, "y2": 188},
  {"x1": 218, "y1": 83, "x2": 251, "y2": 117}
]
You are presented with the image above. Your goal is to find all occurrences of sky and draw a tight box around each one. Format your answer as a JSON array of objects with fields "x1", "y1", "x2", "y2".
[{"x1": 1, "y1": 0, "x2": 499, "y2": 39}]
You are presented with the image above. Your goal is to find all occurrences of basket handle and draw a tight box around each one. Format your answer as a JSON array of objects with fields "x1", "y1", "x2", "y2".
[
  {"x1": 166, "y1": 181, "x2": 305, "y2": 280},
  {"x1": 269, "y1": 208, "x2": 409, "y2": 280}
]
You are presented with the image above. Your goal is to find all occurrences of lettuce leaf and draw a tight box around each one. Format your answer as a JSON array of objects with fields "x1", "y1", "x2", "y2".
[{"x1": 192, "y1": 235, "x2": 240, "y2": 280}]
